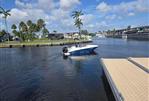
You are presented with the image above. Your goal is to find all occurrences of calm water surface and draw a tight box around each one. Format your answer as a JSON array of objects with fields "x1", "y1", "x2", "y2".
[{"x1": 0, "y1": 38, "x2": 148, "y2": 101}]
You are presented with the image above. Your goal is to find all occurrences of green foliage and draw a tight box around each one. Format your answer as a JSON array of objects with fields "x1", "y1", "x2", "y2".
[
  {"x1": 27, "y1": 20, "x2": 32, "y2": 26},
  {"x1": 81, "y1": 30, "x2": 89, "y2": 35},
  {"x1": 42, "y1": 27, "x2": 49, "y2": 38},
  {"x1": 37, "y1": 19, "x2": 45, "y2": 31},
  {"x1": 0, "y1": 30, "x2": 7, "y2": 37},
  {"x1": 127, "y1": 25, "x2": 131, "y2": 30},
  {"x1": 89, "y1": 33, "x2": 96, "y2": 37},
  {"x1": 53, "y1": 30, "x2": 57, "y2": 33},
  {"x1": 11, "y1": 24, "x2": 17, "y2": 29},
  {"x1": 11, "y1": 19, "x2": 49, "y2": 41}
]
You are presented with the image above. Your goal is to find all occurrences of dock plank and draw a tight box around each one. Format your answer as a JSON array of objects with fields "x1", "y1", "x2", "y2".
[
  {"x1": 102, "y1": 59, "x2": 149, "y2": 101},
  {"x1": 128, "y1": 57, "x2": 149, "y2": 73}
]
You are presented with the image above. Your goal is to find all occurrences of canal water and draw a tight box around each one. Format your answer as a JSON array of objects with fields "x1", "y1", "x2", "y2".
[{"x1": 0, "y1": 38, "x2": 148, "y2": 101}]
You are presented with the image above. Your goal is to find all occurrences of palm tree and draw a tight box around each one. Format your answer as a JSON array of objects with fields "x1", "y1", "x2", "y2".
[
  {"x1": 53, "y1": 30, "x2": 57, "y2": 33},
  {"x1": 0, "y1": 7, "x2": 11, "y2": 42},
  {"x1": 11, "y1": 24, "x2": 17, "y2": 30},
  {"x1": 37, "y1": 19, "x2": 45, "y2": 31},
  {"x1": 42, "y1": 27, "x2": 49, "y2": 38},
  {"x1": 11, "y1": 24, "x2": 17, "y2": 37},
  {"x1": 72, "y1": 11, "x2": 83, "y2": 19},
  {"x1": 27, "y1": 20, "x2": 32, "y2": 27},
  {"x1": 72, "y1": 10, "x2": 83, "y2": 38},
  {"x1": 0, "y1": 30, "x2": 7, "y2": 37},
  {"x1": 19, "y1": 21, "x2": 26, "y2": 41},
  {"x1": 74, "y1": 18, "x2": 83, "y2": 33},
  {"x1": 127, "y1": 25, "x2": 131, "y2": 30}
]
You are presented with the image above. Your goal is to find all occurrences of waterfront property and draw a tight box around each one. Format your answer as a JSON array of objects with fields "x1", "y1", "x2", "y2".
[
  {"x1": 101, "y1": 57, "x2": 149, "y2": 101},
  {"x1": 104, "y1": 26, "x2": 149, "y2": 40}
]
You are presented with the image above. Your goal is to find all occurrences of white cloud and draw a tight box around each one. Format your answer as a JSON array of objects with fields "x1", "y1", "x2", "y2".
[
  {"x1": 80, "y1": 14, "x2": 94, "y2": 24},
  {"x1": 7, "y1": 8, "x2": 50, "y2": 28},
  {"x1": 128, "y1": 12, "x2": 135, "y2": 16},
  {"x1": 15, "y1": 0, "x2": 56, "y2": 10},
  {"x1": 60, "y1": 0, "x2": 80, "y2": 10},
  {"x1": 8, "y1": 8, "x2": 28, "y2": 24},
  {"x1": 105, "y1": 14, "x2": 116, "y2": 20},
  {"x1": 105, "y1": 14, "x2": 122, "y2": 20},
  {"x1": 96, "y1": 2, "x2": 110, "y2": 13},
  {"x1": 11, "y1": 0, "x2": 82, "y2": 32},
  {"x1": 37, "y1": 0, "x2": 56, "y2": 11},
  {"x1": 15, "y1": 0, "x2": 33, "y2": 9},
  {"x1": 96, "y1": 0, "x2": 149, "y2": 14}
]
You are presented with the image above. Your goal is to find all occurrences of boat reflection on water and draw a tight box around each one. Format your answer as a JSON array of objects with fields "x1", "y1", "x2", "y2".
[{"x1": 63, "y1": 51, "x2": 97, "y2": 60}]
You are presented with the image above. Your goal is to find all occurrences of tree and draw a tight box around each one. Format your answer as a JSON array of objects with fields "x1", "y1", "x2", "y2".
[
  {"x1": 53, "y1": 30, "x2": 57, "y2": 33},
  {"x1": 72, "y1": 10, "x2": 84, "y2": 38},
  {"x1": 28, "y1": 23, "x2": 37, "y2": 40},
  {"x1": 27, "y1": 20, "x2": 32, "y2": 27},
  {"x1": 19, "y1": 21, "x2": 28, "y2": 41},
  {"x1": 11, "y1": 24, "x2": 17, "y2": 30},
  {"x1": 81, "y1": 30, "x2": 88, "y2": 35},
  {"x1": 42, "y1": 27, "x2": 49, "y2": 38},
  {"x1": 0, "y1": 7, "x2": 11, "y2": 42},
  {"x1": 74, "y1": 18, "x2": 83, "y2": 35},
  {"x1": 11, "y1": 24, "x2": 18, "y2": 37},
  {"x1": 37, "y1": 19, "x2": 45, "y2": 31},
  {"x1": 127, "y1": 25, "x2": 131, "y2": 30},
  {"x1": 0, "y1": 30, "x2": 7, "y2": 37}
]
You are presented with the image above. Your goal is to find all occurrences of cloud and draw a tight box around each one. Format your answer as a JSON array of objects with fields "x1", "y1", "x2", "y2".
[
  {"x1": 80, "y1": 14, "x2": 94, "y2": 24},
  {"x1": 96, "y1": 0, "x2": 149, "y2": 14},
  {"x1": 15, "y1": 0, "x2": 56, "y2": 10},
  {"x1": 15, "y1": 0, "x2": 33, "y2": 9},
  {"x1": 8, "y1": 8, "x2": 28, "y2": 24},
  {"x1": 96, "y1": 2, "x2": 110, "y2": 13},
  {"x1": 7, "y1": 8, "x2": 50, "y2": 29},
  {"x1": 60, "y1": 0, "x2": 80, "y2": 10},
  {"x1": 128, "y1": 12, "x2": 135, "y2": 16},
  {"x1": 37, "y1": 0, "x2": 56, "y2": 11},
  {"x1": 11, "y1": 0, "x2": 82, "y2": 32},
  {"x1": 105, "y1": 14, "x2": 122, "y2": 20}
]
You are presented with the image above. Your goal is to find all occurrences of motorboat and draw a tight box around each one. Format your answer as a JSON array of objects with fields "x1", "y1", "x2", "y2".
[{"x1": 62, "y1": 44, "x2": 98, "y2": 56}]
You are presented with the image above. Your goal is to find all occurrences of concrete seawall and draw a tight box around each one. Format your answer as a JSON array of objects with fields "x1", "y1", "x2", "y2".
[{"x1": 106, "y1": 33, "x2": 149, "y2": 41}]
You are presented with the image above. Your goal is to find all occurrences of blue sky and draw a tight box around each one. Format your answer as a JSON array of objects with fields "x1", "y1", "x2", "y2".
[{"x1": 0, "y1": 0, "x2": 149, "y2": 33}]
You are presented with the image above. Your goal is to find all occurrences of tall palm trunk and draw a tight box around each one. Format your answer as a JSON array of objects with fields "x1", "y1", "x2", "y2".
[
  {"x1": 19, "y1": 27, "x2": 22, "y2": 42},
  {"x1": 4, "y1": 18, "x2": 9, "y2": 43},
  {"x1": 78, "y1": 27, "x2": 81, "y2": 39}
]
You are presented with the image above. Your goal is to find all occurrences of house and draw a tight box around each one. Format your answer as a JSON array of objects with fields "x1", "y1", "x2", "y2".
[
  {"x1": 64, "y1": 32, "x2": 79, "y2": 39},
  {"x1": 48, "y1": 33, "x2": 64, "y2": 40}
]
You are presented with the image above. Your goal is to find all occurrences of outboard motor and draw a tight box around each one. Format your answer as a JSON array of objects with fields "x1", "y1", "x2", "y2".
[{"x1": 62, "y1": 47, "x2": 68, "y2": 53}]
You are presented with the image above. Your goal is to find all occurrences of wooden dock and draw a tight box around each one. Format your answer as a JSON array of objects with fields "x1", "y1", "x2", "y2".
[{"x1": 101, "y1": 57, "x2": 149, "y2": 101}]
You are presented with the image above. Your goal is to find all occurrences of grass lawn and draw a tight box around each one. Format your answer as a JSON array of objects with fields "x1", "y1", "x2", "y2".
[{"x1": 0, "y1": 39, "x2": 91, "y2": 48}]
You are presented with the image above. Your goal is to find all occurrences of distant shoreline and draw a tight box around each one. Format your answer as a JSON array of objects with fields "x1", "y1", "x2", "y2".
[{"x1": 0, "y1": 40, "x2": 92, "y2": 48}]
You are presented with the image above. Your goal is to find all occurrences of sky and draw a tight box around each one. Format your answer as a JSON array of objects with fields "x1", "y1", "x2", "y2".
[{"x1": 0, "y1": 0, "x2": 149, "y2": 33}]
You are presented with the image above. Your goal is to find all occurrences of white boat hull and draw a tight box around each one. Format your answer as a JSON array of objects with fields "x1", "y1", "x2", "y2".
[{"x1": 63, "y1": 45, "x2": 98, "y2": 56}]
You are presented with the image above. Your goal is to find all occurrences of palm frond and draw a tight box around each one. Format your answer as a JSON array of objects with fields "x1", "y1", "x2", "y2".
[
  {"x1": 0, "y1": 7, "x2": 5, "y2": 12},
  {"x1": 6, "y1": 9, "x2": 11, "y2": 13},
  {"x1": 0, "y1": 11, "x2": 3, "y2": 14},
  {"x1": 7, "y1": 13, "x2": 11, "y2": 16}
]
